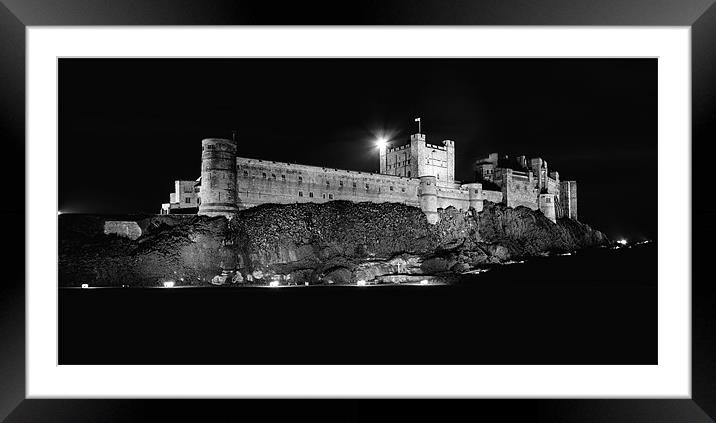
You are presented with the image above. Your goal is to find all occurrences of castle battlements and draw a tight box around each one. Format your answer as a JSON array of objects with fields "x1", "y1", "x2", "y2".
[{"x1": 161, "y1": 131, "x2": 578, "y2": 224}]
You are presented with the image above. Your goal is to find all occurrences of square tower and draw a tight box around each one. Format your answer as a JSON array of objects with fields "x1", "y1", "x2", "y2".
[{"x1": 409, "y1": 133, "x2": 454, "y2": 184}]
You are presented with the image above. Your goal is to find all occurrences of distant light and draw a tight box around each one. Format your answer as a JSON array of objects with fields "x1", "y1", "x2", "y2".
[
  {"x1": 617, "y1": 239, "x2": 628, "y2": 245},
  {"x1": 357, "y1": 280, "x2": 367, "y2": 286},
  {"x1": 57, "y1": 211, "x2": 62, "y2": 216},
  {"x1": 163, "y1": 281, "x2": 175, "y2": 288},
  {"x1": 420, "y1": 279, "x2": 429, "y2": 285},
  {"x1": 376, "y1": 138, "x2": 388, "y2": 149},
  {"x1": 81, "y1": 283, "x2": 89, "y2": 289},
  {"x1": 269, "y1": 281, "x2": 280, "y2": 287}
]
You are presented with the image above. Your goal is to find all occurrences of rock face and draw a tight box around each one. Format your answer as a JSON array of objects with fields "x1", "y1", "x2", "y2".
[{"x1": 58, "y1": 201, "x2": 609, "y2": 287}]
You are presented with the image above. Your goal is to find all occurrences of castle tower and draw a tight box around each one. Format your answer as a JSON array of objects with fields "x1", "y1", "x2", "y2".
[
  {"x1": 463, "y1": 182, "x2": 483, "y2": 212},
  {"x1": 530, "y1": 158, "x2": 544, "y2": 190},
  {"x1": 538, "y1": 193, "x2": 557, "y2": 223},
  {"x1": 198, "y1": 138, "x2": 239, "y2": 218},
  {"x1": 559, "y1": 180, "x2": 578, "y2": 220},
  {"x1": 418, "y1": 175, "x2": 438, "y2": 224},
  {"x1": 410, "y1": 133, "x2": 426, "y2": 178},
  {"x1": 443, "y1": 139, "x2": 455, "y2": 182}
]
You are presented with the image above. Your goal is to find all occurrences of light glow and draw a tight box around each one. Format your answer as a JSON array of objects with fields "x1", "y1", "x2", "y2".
[
  {"x1": 617, "y1": 239, "x2": 628, "y2": 245},
  {"x1": 356, "y1": 280, "x2": 367, "y2": 286},
  {"x1": 80, "y1": 283, "x2": 89, "y2": 289},
  {"x1": 163, "y1": 281, "x2": 175, "y2": 288},
  {"x1": 420, "y1": 279, "x2": 429, "y2": 285},
  {"x1": 269, "y1": 281, "x2": 280, "y2": 287},
  {"x1": 376, "y1": 138, "x2": 388, "y2": 149}
]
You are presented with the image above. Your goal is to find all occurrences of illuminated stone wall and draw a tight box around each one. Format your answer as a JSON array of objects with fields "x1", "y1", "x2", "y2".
[{"x1": 235, "y1": 157, "x2": 421, "y2": 210}]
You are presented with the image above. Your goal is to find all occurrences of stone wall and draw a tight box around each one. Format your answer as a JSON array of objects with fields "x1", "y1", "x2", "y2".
[
  {"x1": 384, "y1": 143, "x2": 412, "y2": 177},
  {"x1": 546, "y1": 176, "x2": 560, "y2": 196},
  {"x1": 496, "y1": 169, "x2": 538, "y2": 210},
  {"x1": 436, "y1": 185, "x2": 471, "y2": 211},
  {"x1": 483, "y1": 189, "x2": 503, "y2": 203},
  {"x1": 235, "y1": 157, "x2": 421, "y2": 209}
]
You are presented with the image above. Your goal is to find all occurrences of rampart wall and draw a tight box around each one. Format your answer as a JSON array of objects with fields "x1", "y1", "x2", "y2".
[{"x1": 235, "y1": 158, "x2": 421, "y2": 209}]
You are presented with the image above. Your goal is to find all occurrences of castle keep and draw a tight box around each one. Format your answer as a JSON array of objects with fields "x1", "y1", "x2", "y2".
[{"x1": 161, "y1": 131, "x2": 578, "y2": 224}]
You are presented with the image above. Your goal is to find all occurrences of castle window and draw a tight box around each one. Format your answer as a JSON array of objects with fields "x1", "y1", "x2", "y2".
[
  {"x1": 207, "y1": 145, "x2": 215, "y2": 150},
  {"x1": 474, "y1": 189, "x2": 479, "y2": 194},
  {"x1": 185, "y1": 198, "x2": 191, "y2": 204},
  {"x1": 326, "y1": 181, "x2": 330, "y2": 187},
  {"x1": 322, "y1": 193, "x2": 326, "y2": 199},
  {"x1": 389, "y1": 186, "x2": 394, "y2": 191},
  {"x1": 339, "y1": 181, "x2": 343, "y2": 187},
  {"x1": 282, "y1": 175, "x2": 286, "y2": 181},
  {"x1": 309, "y1": 192, "x2": 314, "y2": 198},
  {"x1": 243, "y1": 170, "x2": 248, "y2": 177},
  {"x1": 272, "y1": 174, "x2": 276, "y2": 180},
  {"x1": 407, "y1": 171, "x2": 411, "y2": 177},
  {"x1": 298, "y1": 176, "x2": 303, "y2": 183},
  {"x1": 328, "y1": 194, "x2": 333, "y2": 199},
  {"x1": 353, "y1": 182, "x2": 357, "y2": 188},
  {"x1": 262, "y1": 172, "x2": 267, "y2": 179},
  {"x1": 365, "y1": 184, "x2": 369, "y2": 190},
  {"x1": 401, "y1": 187, "x2": 405, "y2": 192},
  {"x1": 298, "y1": 191, "x2": 303, "y2": 197}
]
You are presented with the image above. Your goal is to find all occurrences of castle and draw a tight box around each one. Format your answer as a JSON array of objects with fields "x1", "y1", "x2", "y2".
[{"x1": 160, "y1": 131, "x2": 578, "y2": 224}]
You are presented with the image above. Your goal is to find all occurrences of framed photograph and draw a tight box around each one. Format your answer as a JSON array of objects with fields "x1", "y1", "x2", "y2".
[{"x1": 2, "y1": 1, "x2": 713, "y2": 421}]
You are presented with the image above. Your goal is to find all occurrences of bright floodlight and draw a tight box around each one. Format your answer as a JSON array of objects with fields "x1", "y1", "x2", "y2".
[
  {"x1": 163, "y1": 281, "x2": 175, "y2": 288},
  {"x1": 357, "y1": 280, "x2": 367, "y2": 286},
  {"x1": 269, "y1": 281, "x2": 280, "y2": 287},
  {"x1": 376, "y1": 138, "x2": 388, "y2": 149},
  {"x1": 420, "y1": 279, "x2": 429, "y2": 285},
  {"x1": 81, "y1": 283, "x2": 89, "y2": 289},
  {"x1": 617, "y1": 239, "x2": 628, "y2": 245}
]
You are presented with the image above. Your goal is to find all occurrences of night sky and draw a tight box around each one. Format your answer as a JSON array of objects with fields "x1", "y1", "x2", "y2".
[{"x1": 59, "y1": 58, "x2": 657, "y2": 240}]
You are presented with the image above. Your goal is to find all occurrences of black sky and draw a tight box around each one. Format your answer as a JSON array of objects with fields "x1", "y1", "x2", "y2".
[{"x1": 59, "y1": 58, "x2": 657, "y2": 240}]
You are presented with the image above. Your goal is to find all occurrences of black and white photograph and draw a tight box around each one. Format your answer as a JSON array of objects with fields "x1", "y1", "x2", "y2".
[
  {"x1": 2, "y1": 0, "x2": 714, "y2": 420},
  {"x1": 58, "y1": 58, "x2": 657, "y2": 365}
]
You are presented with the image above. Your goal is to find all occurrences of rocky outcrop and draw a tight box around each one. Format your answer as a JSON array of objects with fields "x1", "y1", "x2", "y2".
[{"x1": 58, "y1": 201, "x2": 609, "y2": 287}]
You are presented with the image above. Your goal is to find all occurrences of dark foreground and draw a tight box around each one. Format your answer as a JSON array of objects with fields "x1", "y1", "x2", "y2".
[{"x1": 59, "y1": 243, "x2": 656, "y2": 364}]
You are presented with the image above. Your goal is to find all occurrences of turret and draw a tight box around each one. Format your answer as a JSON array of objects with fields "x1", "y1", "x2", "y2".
[
  {"x1": 198, "y1": 137, "x2": 238, "y2": 218},
  {"x1": 410, "y1": 133, "x2": 426, "y2": 177},
  {"x1": 443, "y1": 139, "x2": 455, "y2": 182},
  {"x1": 464, "y1": 182, "x2": 483, "y2": 212},
  {"x1": 418, "y1": 175, "x2": 438, "y2": 224}
]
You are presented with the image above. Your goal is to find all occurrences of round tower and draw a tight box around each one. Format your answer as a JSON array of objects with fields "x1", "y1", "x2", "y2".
[
  {"x1": 464, "y1": 182, "x2": 483, "y2": 213},
  {"x1": 198, "y1": 138, "x2": 238, "y2": 218},
  {"x1": 419, "y1": 175, "x2": 438, "y2": 224}
]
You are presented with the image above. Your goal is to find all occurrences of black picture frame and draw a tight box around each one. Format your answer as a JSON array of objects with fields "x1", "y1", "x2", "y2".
[{"x1": 1, "y1": 1, "x2": 713, "y2": 421}]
